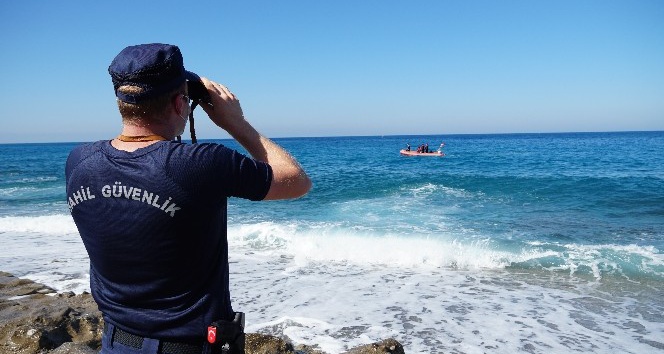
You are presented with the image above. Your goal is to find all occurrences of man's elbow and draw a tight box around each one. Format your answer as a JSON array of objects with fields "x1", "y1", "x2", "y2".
[
  {"x1": 264, "y1": 174, "x2": 312, "y2": 200},
  {"x1": 295, "y1": 175, "x2": 312, "y2": 197}
]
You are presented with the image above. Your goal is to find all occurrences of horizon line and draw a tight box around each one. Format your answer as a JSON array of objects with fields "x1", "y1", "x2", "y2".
[{"x1": 1, "y1": 129, "x2": 662, "y2": 145}]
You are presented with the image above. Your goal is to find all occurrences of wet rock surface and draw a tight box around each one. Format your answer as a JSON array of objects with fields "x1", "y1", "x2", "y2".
[{"x1": 0, "y1": 272, "x2": 403, "y2": 354}]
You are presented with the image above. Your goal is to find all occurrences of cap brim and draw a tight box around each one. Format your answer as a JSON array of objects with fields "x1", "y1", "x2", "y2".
[{"x1": 185, "y1": 71, "x2": 201, "y2": 82}]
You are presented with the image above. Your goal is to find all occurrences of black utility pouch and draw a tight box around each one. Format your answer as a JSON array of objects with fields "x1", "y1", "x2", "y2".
[{"x1": 207, "y1": 312, "x2": 245, "y2": 354}]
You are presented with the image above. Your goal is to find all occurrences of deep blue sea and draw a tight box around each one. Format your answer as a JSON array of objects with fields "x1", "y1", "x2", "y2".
[{"x1": 1, "y1": 132, "x2": 663, "y2": 353}]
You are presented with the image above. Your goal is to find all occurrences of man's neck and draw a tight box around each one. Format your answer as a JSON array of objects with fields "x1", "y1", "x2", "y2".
[
  {"x1": 111, "y1": 124, "x2": 174, "y2": 152},
  {"x1": 120, "y1": 123, "x2": 174, "y2": 138}
]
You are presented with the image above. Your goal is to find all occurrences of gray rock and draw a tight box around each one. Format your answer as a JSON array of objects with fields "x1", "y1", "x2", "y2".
[
  {"x1": 343, "y1": 338, "x2": 405, "y2": 354},
  {"x1": 0, "y1": 272, "x2": 404, "y2": 353},
  {"x1": 0, "y1": 272, "x2": 102, "y2": 353},
  {"x1": 50, "y1": 342, "x2": 98, "y2": 354}
]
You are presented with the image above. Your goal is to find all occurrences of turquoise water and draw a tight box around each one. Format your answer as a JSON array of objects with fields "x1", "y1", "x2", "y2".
[
  {"x1": 228, "y1": 132, "x2": 664, "y2": 281},
  {"x1": 1, "y1": 131, "x2": 663, "y2": 353}
]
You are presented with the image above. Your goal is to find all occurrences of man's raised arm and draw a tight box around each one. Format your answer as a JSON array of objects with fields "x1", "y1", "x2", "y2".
[{"x1": 200, "y1": 78, "x2": 312, "y2": 200}]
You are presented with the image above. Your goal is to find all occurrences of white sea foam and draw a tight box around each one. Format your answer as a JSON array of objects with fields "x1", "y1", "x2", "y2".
[
  {"x1": 245, "y1": 316, "x2": 395, "y2": 353},
  {"x1": 2, "y1": 218, "x2": 662, "y2": 353},
  {"x1": 227, "y1": 223, "x2": 518, "y2": 270},
  {"x1": 0, "y1": 184, "x2": 62, "y2": 199},
  {"x1": 14, "y1": 176, "x2": 59, "y2": 183},
  {"x1": 524, "y1": 241, "x2": 664, "y2": 280},
  {"x1": 0, "y1": 186, "x2": 40, "y2": 197},
  {"x1": 229, "y1": 244, "x2": 664, "y2": 353},
  {"x1": 0, "y1": 214, "x2": 78, "y2": 234},
  {"x1": 228, "y1": 222, "x2": 664, "y2": 282},
  {"x1": 0, "y1": 214, "x2": 88, "y2": 293}
]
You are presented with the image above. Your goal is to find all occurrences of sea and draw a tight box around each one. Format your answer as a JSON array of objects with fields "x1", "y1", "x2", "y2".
[{"x1": 1, "y1": 131, "x2": 663, "y2": 353}]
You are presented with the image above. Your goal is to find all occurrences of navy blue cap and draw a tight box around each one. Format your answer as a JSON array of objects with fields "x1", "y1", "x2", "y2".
[{"x1": 109, "y1": 43, "x2": 198, "y2": 103}]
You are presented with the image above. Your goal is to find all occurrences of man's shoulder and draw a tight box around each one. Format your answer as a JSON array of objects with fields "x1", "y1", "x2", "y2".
[
  {"x1": 65, "y1": 141, "x2": 109, "y2": 180},
  {"x1": 67, "y1": 141, "x2": 106, "y2": 162},
  {"x1": 164, "y1": 141, "x2": 235, "y2": 162}
]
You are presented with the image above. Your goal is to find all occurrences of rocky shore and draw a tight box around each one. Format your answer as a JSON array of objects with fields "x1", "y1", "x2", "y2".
[{"x1": 0, "y1": 272, "x2": 403, "y2": 354}]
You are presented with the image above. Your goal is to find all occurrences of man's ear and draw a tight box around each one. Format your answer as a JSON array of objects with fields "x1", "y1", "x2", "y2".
[{"x1": 172, "y1": 94, "x2": 185, "y2": 117}]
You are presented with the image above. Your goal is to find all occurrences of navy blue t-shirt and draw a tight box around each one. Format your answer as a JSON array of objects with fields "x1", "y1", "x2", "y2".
[{"x1": 65, "y1": 140, "x2": 272, "y2": 340}]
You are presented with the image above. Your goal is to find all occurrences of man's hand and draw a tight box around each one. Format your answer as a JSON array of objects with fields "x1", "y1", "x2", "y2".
[{"x1": 199, "y1": 77, "x2": 246, "y2": 132}]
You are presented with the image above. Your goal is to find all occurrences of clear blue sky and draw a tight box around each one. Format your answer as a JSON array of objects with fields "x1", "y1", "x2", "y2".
[{"x1": 1, "y1": 0, "x2": 663, "y2": 143}]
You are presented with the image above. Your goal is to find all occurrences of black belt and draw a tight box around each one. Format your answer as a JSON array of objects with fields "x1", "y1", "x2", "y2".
[{"x1": 109, "y1": 324, "x2": 204, "y2": 354}]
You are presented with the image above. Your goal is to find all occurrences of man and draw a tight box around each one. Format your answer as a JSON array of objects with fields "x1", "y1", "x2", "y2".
[{"x1": 65, "y1": 43, "x2": 311, "y2": 354}]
